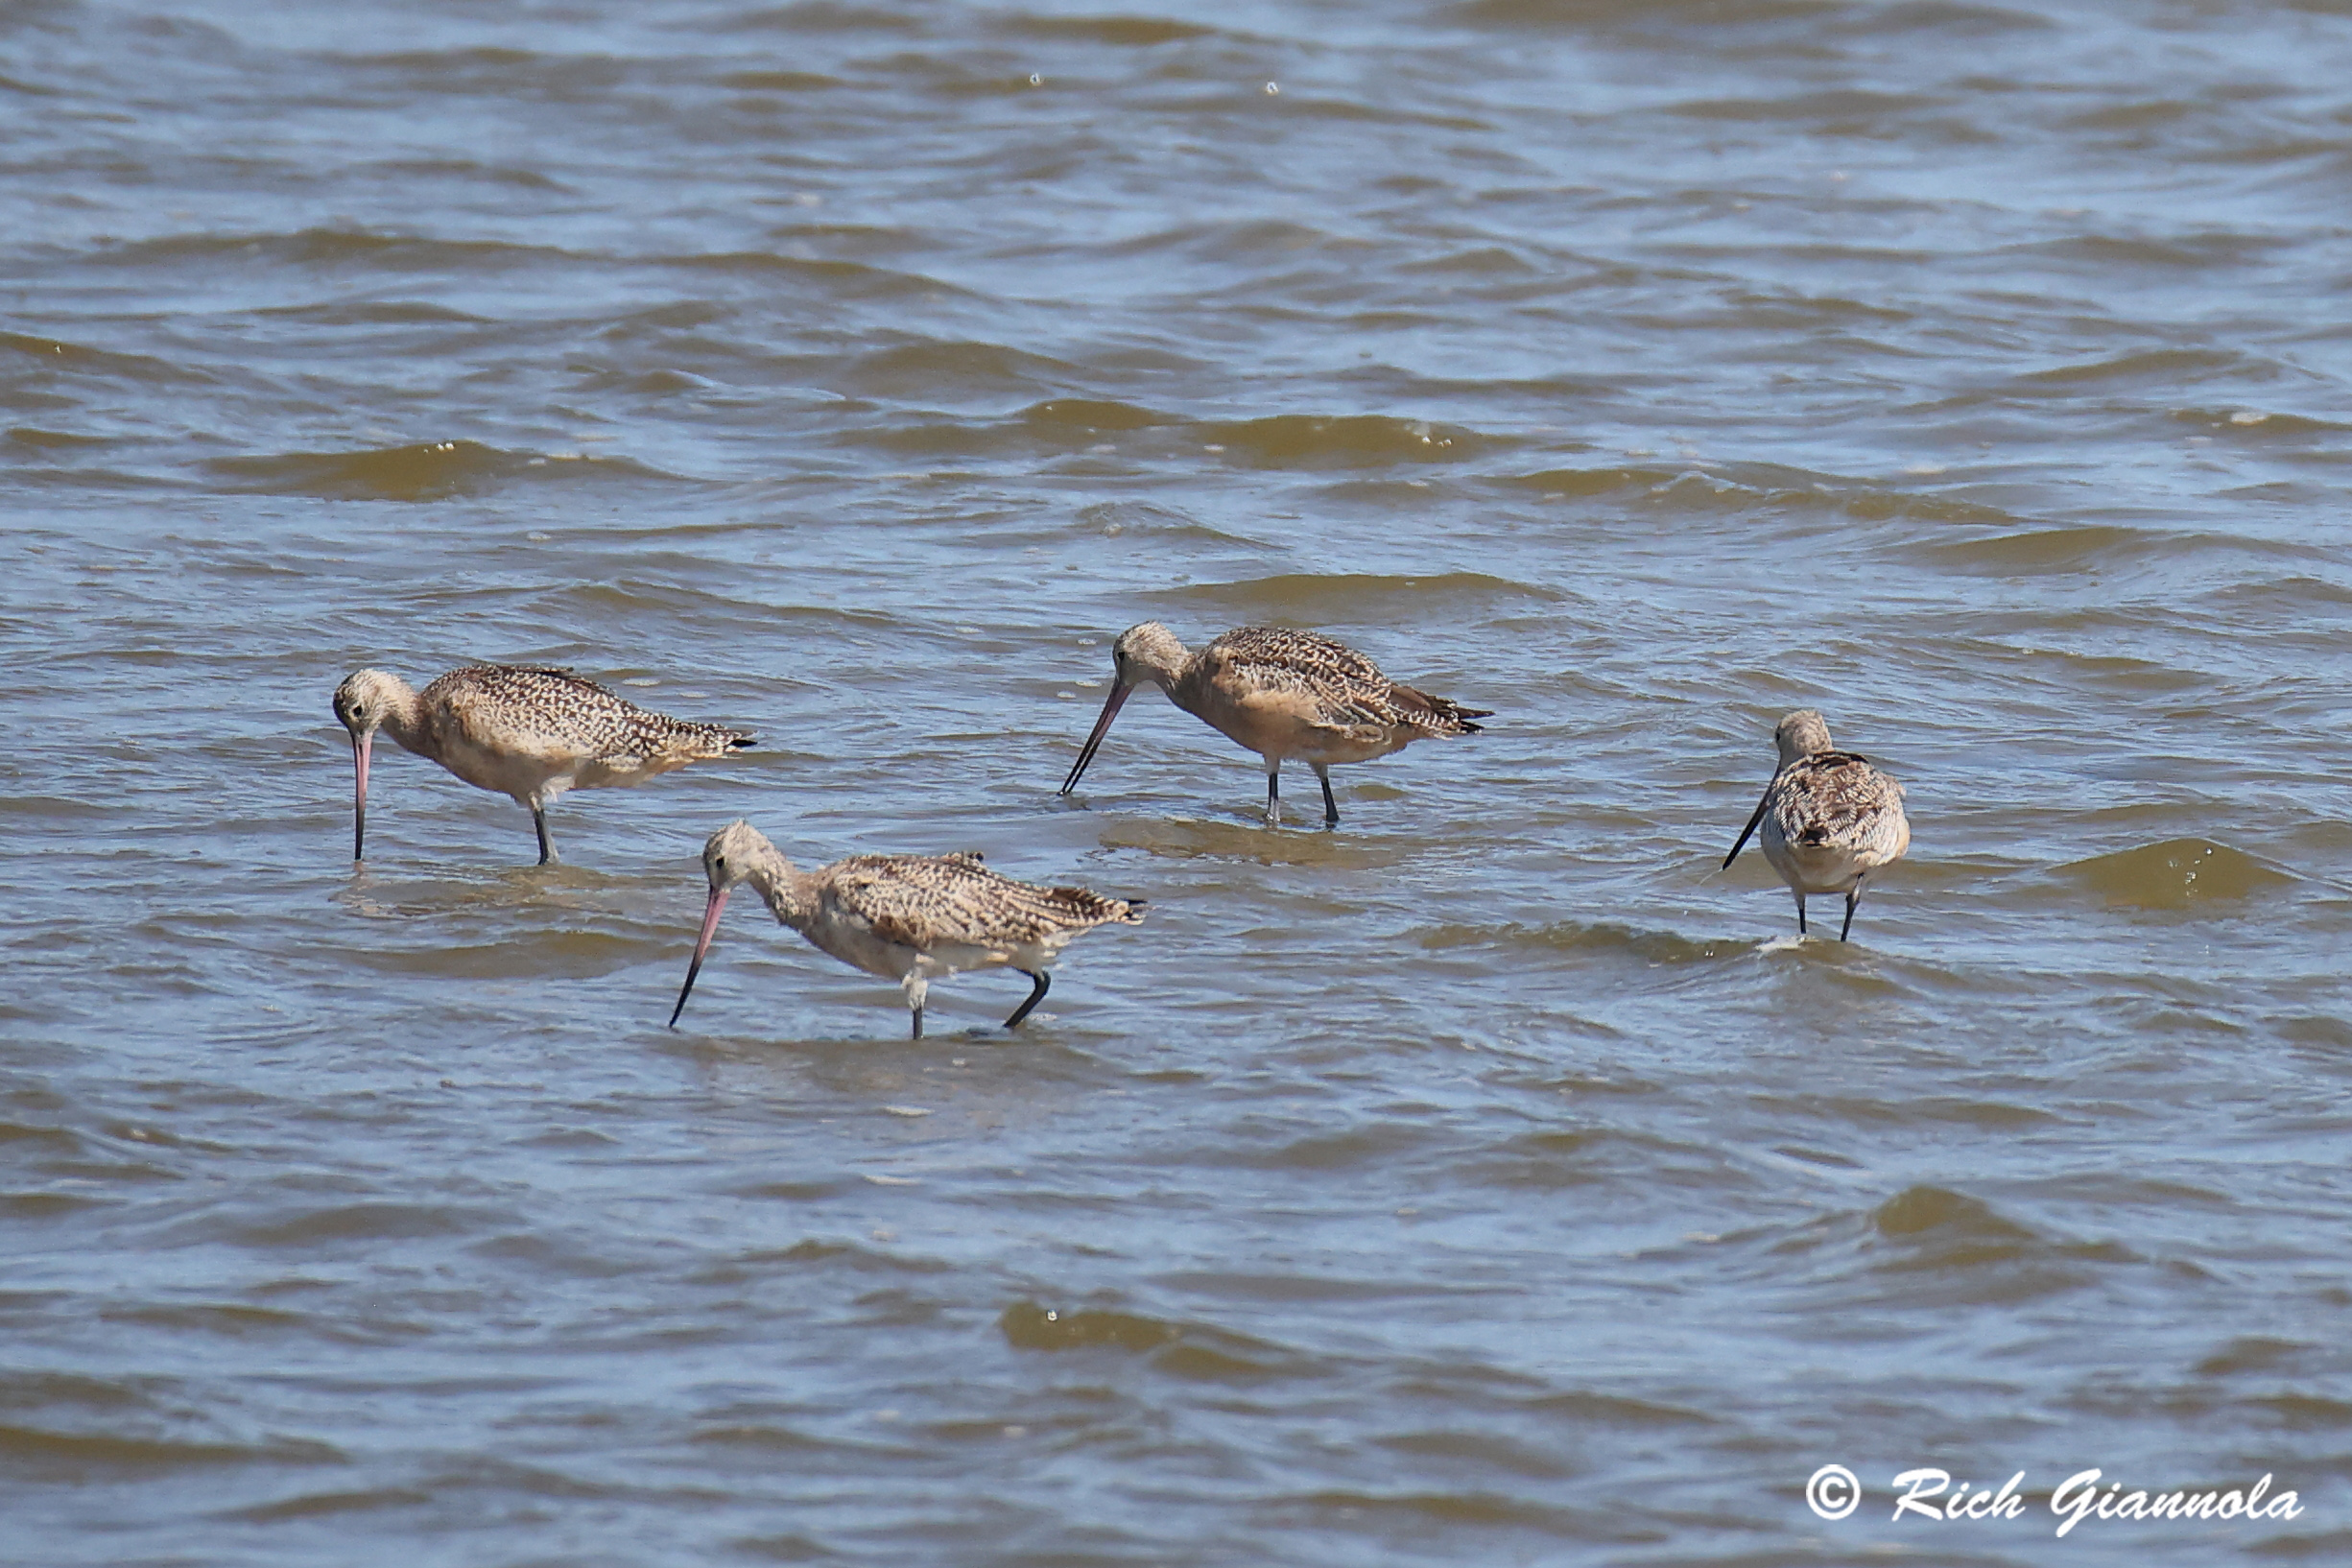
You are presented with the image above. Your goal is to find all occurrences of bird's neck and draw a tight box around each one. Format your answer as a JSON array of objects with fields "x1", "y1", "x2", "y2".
[
  {"x1": 377, "y1": 683, "x2": 432, "y2": 756},
  {"x1": 1154, "y1": 653, "x2": 1203, "y2": 710},
  {"x1": 746, "y1": 857, "x2": 816, "y2": 928}
]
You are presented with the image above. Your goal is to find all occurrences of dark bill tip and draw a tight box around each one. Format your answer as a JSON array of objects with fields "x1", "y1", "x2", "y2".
[
  {"x1": 351, "y1": 731, "x2": 373, "y2": 862},
  {"x1": 669, "y1": 886, "x2": 732, "y2": 1028},
  {"x1": 1059, "y1": 681, "x2": 1132, "y2": 796}
]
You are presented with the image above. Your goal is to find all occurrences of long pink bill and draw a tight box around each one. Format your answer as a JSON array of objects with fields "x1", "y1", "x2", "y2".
[
  {"x1": 668, "y1": 886, "x2": 733, "y2": 1029},
  {"x1": 1058, "y1": 681, "x2": 1133, "y2": 796},
  {"x1": 351, "y1": 732, "x2": 374, "y2": 862},
  {"x1": 1723, "y1": 784, "x2": 1773, "y2": 869}
]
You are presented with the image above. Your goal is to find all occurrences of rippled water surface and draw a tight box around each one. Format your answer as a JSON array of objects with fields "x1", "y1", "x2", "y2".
[{"x1": 7, "y1": 0, "x2": 2352, "y2": 1562}]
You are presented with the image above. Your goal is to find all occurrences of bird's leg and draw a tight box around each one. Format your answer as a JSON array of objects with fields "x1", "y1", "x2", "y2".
[
  {"x1": 1004, "y1": 969, "x2": 1050, "y2": 1029},
  {"x1": 904, "y1": 974, "x2": 928, "y2": 1040},
  {"x1": 1841, "y1": 879, "x2": 1865, "y2": 942},
  {"x1": 1313, "y1": 763, "x2": 1339, "y2": 828},
  {"x1": 911, "y1": 1006, "x2": 923, "y2": 1040},
  {"x1": 1794, "y1": 891, "x2": 1807, "y2": 938},
  {"x1": 1264, "y1": 759, "x2": 1282, "y2": 826},
  {"x1": 533, "y1": 805, "x2": 558, "y2": 866}
]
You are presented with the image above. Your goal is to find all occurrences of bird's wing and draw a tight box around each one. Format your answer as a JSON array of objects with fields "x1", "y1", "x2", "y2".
[
  {"x1": 1780, "y1": 752, "x2": 1904, "y2": 844},
  {"x1": 826, "y1": 855, "x2": 1140, "y2": 951},
  {"x1": 1206, "y1": 626, "x2": 1387, "y2": 685},
  {"x1": 431, "y1": 664, "x2": 750, "y2": 762},
  {"x1": 1202, "y1": 627, "x2": 1406, "y2": 728}
]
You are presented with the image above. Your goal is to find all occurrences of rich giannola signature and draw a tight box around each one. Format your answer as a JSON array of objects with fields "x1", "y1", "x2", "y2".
[{"x1": 1806, "y1": 1463, "x2": 2305, "y2": 1536}]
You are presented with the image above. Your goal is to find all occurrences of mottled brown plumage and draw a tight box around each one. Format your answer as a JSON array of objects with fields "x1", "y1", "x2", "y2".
[
  {"x1": 1058, "y1": 622, "x2": 1490, "y2": 826},
  {"x1": 669, "y1": 820, "x2": 1146, "y2": 1038},
  {"x1": 1779, "y1": 753, "x2": 1892, "y2": 846},
  {"x1": 1196, "y1": 627, "x2": 1488, "y2": 735},
  {"x1": 1722, "y1": 709, "x2": 1910, "y2": 941},
  {"x1": 332, "y1": 663, "x2": 753, "y2": 865},
  {"x1": 821, "y1": 853, "x2": 1138, "y2": 956}
]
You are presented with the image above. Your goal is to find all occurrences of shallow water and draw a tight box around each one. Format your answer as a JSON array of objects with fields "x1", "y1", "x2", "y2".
[{"x1": 5, "y1": 0, "x2": 2351, "y2": 1562}]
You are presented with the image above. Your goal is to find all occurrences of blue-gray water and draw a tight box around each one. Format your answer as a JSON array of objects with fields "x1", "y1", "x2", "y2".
[{"x1": 4, "y1": 1, "x2": 2350, "y2": 1562}]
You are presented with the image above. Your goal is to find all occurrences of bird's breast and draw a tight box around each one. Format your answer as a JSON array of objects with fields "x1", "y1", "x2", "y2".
[{"x1": 799, "y1": 915, "x2": 922, "y2": 985}]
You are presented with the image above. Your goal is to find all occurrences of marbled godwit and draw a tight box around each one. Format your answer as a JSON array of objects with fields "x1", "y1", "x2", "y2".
[
  {"x1": 668, "y1": 820, "x2": 1145, "y2": 1039},
  {"x1": 1722, "y1": 709, "x2": 1910, "y2": 940},
  {"x1": 1057, "y1": 623, "x2": 1490, "y2": 826},
  {"x1": 331, "y1": 664, "x2": 753, "y2": 865}
]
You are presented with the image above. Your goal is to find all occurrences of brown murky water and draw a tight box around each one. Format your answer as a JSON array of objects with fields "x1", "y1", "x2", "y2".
[{"x1": 5, "y1": 1, "x2": 2350, "y2": 1562}]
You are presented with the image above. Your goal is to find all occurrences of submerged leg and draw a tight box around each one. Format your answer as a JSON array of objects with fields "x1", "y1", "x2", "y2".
[
  {"x1": 1314, "y1": 763, "x2": 1339, "y2": 828},
  {"x1": 1794, "y1": 891, "x2": 1807, "y2": 938},
  {"x1": 904, "y1": 975, "x2": 928, "y2": 1040},
  {"x1": 1004, "y1": 969, "x2": 1051, "y2": 1029},
  {"x1": 1840, "y1": 879, "x2": 1865, "y2": 942},
  {"x1": 1264, "y1": 760, "x2": 1281, "y2": 826},
  {"x1": 533, "y1": 805, "x2": 557, "y2": 866}
]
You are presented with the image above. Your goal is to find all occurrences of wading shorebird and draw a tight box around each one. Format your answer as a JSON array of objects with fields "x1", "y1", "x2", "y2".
[
  {"x1": 1057, "y1": 623, "x2": 1490, "y2": 827},
  {"x1": 669, "y1": 820, "x2": 1145, "y2": 1039},
  {"x1": 1722, "y1": 709, "x2": 1910, "y2": 941},
  {"x1": 331, "y1": 664, "x2": 753, "y2": 865}
]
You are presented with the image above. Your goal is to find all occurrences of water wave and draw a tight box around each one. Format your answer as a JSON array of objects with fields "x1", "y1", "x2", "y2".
[
  {"x1": 2055, "y1": 838, "x2": 2297, "y2": 910},
  {"x1": 1151, "y1": 570, "x2": 1560, "y2": 617},
  {"x1": 205, "y1": 440, "x2": 689, "y2": 500}
]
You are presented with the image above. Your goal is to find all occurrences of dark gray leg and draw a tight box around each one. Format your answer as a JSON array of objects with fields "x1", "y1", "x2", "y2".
[
  {"x1": 911, "y1": 1004, "x2": 923, "y2": 1040},
  {"x1": 1794, "y1": 893, "x2": 1807, "y2": 937},
  {"x1": 534, "y1": 806, "x2": 557, "y2": 865},
  {"x1": 1315, "y1": 764, "x2": 1339, "y2": 827},
  {"x1": 1840, "y1": 880, "x2": 1864, "y2": 942},
  {"x1": 1004, "y1": 970, "x2": 1050, "y2": 1029},
  {"x1": 1264, "y1": 764, "x2": 1281, "y2": 826}
]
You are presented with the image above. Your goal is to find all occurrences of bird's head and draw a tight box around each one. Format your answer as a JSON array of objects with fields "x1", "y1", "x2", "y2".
[
  {"x1": 1109, "y1": 621, "x2": 1188, "y2": 687},
  {"x1": 331, "y1": 668, "x2": 410, "y2": 740},
  {"x1": 701, "y1": 818, "x2": 778, "y2": 893},
  {"x1": 1773, "y1": 708, "x2": 1835, "y2": 766}
]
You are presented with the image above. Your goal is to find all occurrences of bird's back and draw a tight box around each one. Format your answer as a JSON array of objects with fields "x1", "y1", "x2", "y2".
[
  {"x1": 426, "y1": 665, "x2": 753, "y2": 767},
  {"x1": 1200, "y1": 627, "x2": 1488, "y2": 736},
  {"x1": 819, "y1": 853, "x2": 1145, "y2": 957},
  {"x1": 1767, "y1": 750, "x2": 1910, "y2": 877}
]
